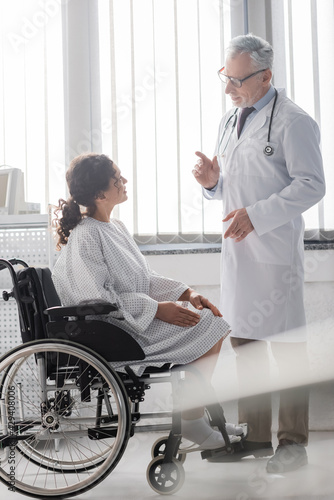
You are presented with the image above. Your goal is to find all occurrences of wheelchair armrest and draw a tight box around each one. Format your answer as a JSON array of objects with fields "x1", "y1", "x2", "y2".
[{"x1": 45, "y1": 301, "x2": 118, "y2": 319}]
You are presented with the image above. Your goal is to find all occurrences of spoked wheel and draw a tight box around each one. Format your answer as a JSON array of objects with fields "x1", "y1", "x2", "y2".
[
  {"x1": 0, "y1": 340, "x2": 131, "y2": 499},
  {"x1": 151, "y1": 436, "x2": 186, "y2": 464},
  {"x1": 146, "y1": 456, "x2": 185, "y2": 495}
]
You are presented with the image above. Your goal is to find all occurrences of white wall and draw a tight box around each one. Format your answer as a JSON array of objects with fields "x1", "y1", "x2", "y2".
[{"x1": 145, "y1": 249, "x2": 334, "y2": 286}]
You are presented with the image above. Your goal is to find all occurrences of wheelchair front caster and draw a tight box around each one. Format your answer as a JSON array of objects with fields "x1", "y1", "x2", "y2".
[
  {"x1": 146, "y1": 456, "x2": 185, "y2": 495},
  {"x1": 151, "y1": 435, "x2": 186, "y2": 464}
]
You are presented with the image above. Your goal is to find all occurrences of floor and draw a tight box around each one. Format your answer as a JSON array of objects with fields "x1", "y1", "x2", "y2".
[
  {"x1": 1, "y1": 430, "x2": 333, "y2": 500},
  {"x1": 1, "y1": 341, "x2": 333, "y2": 500}
]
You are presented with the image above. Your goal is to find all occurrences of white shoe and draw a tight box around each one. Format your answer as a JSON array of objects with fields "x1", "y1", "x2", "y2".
[
  {"x1": 198, "y1": 432, "x2": 241, "y2": 450},
  {"x1": 181, "y1": 417, "x2": 241, "y2": 451},
  {"x1": 204, "y1": 412, "x2": 244, "y2": 436},
  {"x1": 225, "y1": 423, "x2": 244, "y2": 436}
]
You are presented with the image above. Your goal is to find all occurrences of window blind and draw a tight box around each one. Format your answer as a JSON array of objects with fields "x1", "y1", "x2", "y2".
[
  {"x1": 98, "y1": 0, "x2": 232, "y2": 242},
  {"x1": 272, "y1": 0, "x2": 334, "y2": 240},
  {"x1": 1, "y1": 0, "x2": 332, "y2": 243},
  {"x1": 0, "y1": 0, "x2": 65, "y2": 212}
]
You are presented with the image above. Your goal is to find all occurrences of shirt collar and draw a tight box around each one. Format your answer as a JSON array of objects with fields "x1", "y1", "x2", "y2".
[{"x1": 253, "y1": 85, "x2": 276, "y2": 112}]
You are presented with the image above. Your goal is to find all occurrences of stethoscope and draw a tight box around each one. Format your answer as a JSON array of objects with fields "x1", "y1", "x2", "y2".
[{"x1": 218, "y1": 88, "x2": 278, "y2": 157}]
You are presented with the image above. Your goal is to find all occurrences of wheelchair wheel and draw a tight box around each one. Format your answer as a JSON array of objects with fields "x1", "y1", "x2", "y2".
[
  {"x1": 0, "y1": 340, "x2": 131, "y2": 499},
  {"x1": 151, "y1": 435, "x2": 186, "y2": 464},
  {"x1": 147, "y1": 456, "x2": 185, "y2": 495}
]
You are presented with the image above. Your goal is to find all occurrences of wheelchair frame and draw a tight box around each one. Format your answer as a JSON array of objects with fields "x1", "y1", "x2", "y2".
[{"x1": 0, "y1": 258, "x2": 244, "y2": 498}]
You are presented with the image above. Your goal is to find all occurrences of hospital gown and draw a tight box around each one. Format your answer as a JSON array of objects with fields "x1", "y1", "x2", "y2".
[{"x1": 52, "y1": 217, "x2": 230, "y2": 374}]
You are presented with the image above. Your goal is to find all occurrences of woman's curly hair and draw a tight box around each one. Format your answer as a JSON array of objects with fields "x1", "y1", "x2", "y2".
[{"x1": 53, "y1": 153, "x2": 116, "y2": 249}]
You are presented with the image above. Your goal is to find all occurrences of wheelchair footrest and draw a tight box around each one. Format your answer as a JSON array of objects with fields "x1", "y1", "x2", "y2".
[
  {"x1": 0, "y1": 434, "x2": 35, "y2": 449},
  {"x1": 88, "y1": 426, "x2": 118, "y2": 440},
  {"x1": 200, "y1": 439, "x2": 244, "y2": 461}
]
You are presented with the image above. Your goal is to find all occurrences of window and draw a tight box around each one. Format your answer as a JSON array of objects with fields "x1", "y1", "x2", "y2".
[
  {"x1": 0, "y1": 0, "x2": 65, "y2": 212},
  {"x1": 1, "y1": 0, "x2": 332, "y2": 242},
  {"x1": 271, "y1": 0, "x2": 334, "y2": 240},
  {"x1": 98, "y1": 0, "x2": 233, "y2": 242}
]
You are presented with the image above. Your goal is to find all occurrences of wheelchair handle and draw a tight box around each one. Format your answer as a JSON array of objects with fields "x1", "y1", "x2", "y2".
[
  {"x1": 2, "y1": 290, "x2": 14, "y2": 301},
  {"x1": 0, "y1": 258, "x2": 28, "y2": 272}
]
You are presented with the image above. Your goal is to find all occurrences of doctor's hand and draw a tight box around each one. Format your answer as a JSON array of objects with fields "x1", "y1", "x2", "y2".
[
  {"x1": 192, "y1": 151, "x2": 220, "y2": 189},
  {"x1": 223, "y1": 208, "x2": 254, "y2": 242},
  {"x1": 156, "y1": 302, "x2": 201, "y2": 327}
]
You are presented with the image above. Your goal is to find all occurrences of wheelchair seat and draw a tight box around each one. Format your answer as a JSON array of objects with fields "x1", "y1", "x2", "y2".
[{"x1": 15, "y1": 264, "x2": 145, "y2": 363}]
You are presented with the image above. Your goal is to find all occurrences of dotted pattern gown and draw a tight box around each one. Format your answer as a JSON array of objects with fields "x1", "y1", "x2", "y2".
[{"x1": 52, "y1": 217, "x2": 230, "y2": 375}]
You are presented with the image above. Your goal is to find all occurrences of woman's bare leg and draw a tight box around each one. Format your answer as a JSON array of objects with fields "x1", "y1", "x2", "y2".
[{"x1": 182, "y1": 338, "x2": 223, "y2": 420}]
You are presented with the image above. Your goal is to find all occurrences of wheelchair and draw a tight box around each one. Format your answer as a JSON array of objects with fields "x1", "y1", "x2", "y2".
[{"x1": 0, "y1": 258, "x2": 246, "y2": 498}]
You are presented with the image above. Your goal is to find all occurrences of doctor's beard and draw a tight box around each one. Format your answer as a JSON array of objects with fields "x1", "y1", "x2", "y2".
[{"x1": 229, "y1": 83, "x2": 266, "y2": 108}]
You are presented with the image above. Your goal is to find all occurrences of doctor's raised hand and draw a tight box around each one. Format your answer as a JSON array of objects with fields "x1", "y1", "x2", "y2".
[{"x1": 192, "y1": 151, "x2": 220, "y2": 189}]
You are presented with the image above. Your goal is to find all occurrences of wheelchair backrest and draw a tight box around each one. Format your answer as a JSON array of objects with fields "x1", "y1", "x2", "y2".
[
  {"x1": 9, "y1": 261, "x2": 146, "y2": 364},
  {"x1": 15, "y1": 266, "x2": 61, "y2": 343},
  {"x1": 36, "y1": 267, "x2": 61, "y2": 310}
]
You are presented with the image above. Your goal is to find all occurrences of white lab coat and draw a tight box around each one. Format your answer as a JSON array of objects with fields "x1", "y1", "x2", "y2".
[{"x1": 204, "y1": 89, "x2": 325, "y2": 341}]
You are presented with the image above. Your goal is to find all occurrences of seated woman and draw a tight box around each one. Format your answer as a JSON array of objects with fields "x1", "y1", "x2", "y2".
[{"x1": 52, "y1": 153, "x2": 241, "y2": 451}]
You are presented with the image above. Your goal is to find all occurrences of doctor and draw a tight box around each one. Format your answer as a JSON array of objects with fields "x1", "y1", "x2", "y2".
[{"x1": 193, "y1": 34, "x2": 325, "y2": 472}]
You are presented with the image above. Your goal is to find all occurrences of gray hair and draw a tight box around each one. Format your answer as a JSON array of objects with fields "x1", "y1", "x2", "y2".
[{"x1": 226, "y1": 34, "x2": 274, "y2": 71}]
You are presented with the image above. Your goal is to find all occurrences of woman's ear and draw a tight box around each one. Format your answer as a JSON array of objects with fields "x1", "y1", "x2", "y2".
[{"x1": 95, "y1": 192, "x2": 106, "y2": 201}]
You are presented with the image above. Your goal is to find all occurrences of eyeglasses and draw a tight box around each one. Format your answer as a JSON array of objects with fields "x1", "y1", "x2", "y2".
[{"x1": 217, "y1": 67, "x2": 267, "y2": 88}]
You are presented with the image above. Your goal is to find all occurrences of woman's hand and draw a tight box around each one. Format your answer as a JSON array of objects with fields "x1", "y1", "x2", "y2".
[
  {"x1": 178, "y1": 289, "x2": 223, "y2": 317},
  {"x1": 189, "y1": 291, "x2": 223, "y2": 317},
  {"x1": 155, "y1": 301, "x2": 200, "y2": 327}
]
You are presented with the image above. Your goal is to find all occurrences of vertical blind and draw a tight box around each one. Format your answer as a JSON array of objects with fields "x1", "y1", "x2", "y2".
[
  {"x1": 98, "y1": 0, "x2": 233, "y2": 242},
  {"x1": 0, "y1": 0, "x2": 333, "y2": 242},
  {"x1": 0, "y1": 0, "x2": 65, "y2": 211},
  {"x1": 272, "y1": 0, "x2": 334, "y2": 239}
]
